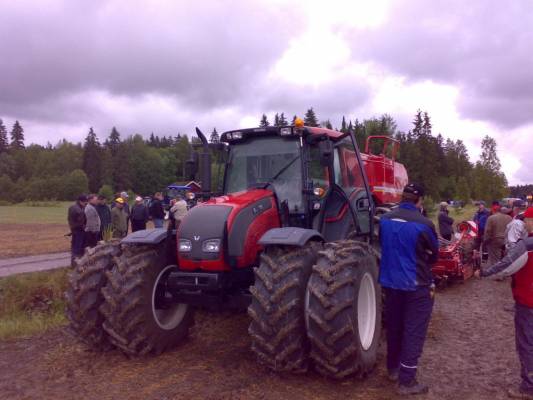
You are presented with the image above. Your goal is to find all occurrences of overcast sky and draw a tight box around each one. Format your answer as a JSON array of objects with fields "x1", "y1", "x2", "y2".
[{"x1": 0, "y1": 0, "x2": 531, "y2": 184}]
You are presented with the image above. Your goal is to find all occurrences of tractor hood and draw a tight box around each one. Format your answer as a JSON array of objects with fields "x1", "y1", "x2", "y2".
[{"x1": 177, "y1": 189, "x2": 279, "y2": 271}]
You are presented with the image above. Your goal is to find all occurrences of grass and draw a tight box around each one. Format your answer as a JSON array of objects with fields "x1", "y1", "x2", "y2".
[
  {"x1": 0, "y1": 268, "x2": 69, "y2": 340},
  {"x1": 0, "y1": 201, "x2": 70, "y2": 225}
]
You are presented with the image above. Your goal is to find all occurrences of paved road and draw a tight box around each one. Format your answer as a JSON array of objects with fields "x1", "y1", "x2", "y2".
[{"x1": 0, "y1": 252, "x2": 70, "y2": 277}]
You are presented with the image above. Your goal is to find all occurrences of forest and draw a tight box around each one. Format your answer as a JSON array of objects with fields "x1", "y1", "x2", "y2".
[{"x1": 0, "y1": 109, "x2": 510, "y2": 204}]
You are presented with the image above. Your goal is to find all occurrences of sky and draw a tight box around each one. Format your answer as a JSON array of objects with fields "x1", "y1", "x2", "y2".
[{"x1": 0, "y1": 0, "x2": 531, "y2": 184}]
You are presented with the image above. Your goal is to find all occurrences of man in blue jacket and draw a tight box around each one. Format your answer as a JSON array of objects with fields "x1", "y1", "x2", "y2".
[{"x1": 380, "y1": 183, "x2": 439, "y2": 396}]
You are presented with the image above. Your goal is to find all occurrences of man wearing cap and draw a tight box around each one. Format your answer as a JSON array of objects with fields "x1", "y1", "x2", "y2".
[
  {"x1": 379, "y1": 183, "x2": 439, "y2": 395},
  {"x1": 484, "y1": 206, "x2": 513, "y2": 266},
  {"x1": 131, "y1": 196, "x2": 149, "y2": 232},
  {"x1": 111, "y1": 197, "x2": 128, "y2": 238},
  {"x1": 68, "y1": 194, "x2": 88, "y2": 266},
  {"x1": 477, "y1": 206, "x2": 533, "y2": 399}
]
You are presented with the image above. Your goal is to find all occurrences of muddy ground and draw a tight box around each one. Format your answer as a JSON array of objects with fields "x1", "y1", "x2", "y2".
[{"x1": 0, "y1": 277, "x2": 519, "y2": 400}]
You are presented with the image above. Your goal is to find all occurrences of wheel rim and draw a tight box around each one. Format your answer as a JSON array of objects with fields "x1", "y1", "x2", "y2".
[
  {"x1": 151, "y1": 265, "x2": 188, "y2": 330},
  {"x1": 357, "y1": 272, "x2": 376, "y2": 351}
]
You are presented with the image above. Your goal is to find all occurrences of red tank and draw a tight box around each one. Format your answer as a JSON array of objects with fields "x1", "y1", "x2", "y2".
[{"x1": 361, "y1": 135, "x2": 408, "y2": 206}]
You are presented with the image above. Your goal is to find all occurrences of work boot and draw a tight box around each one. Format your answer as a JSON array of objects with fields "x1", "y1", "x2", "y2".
[
  {"x1": 508, "y1": 387, "x2": 533, "y2": 399},
  {"x1": 397, "y1": 381, "x2": 429, "y2": 396},
  {"x1": 387, "y1": 369, "x2": 399, "y2": 382}
]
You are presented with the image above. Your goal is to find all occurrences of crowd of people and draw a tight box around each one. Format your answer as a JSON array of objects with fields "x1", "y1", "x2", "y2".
[{"x1": 67, "y1": 191, "x2": 188, "y2": 264}]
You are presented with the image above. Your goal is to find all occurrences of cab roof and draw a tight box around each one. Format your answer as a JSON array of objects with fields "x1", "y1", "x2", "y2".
[{"x1": 221, "y1": 125, "x2": 346, "y2": 142}]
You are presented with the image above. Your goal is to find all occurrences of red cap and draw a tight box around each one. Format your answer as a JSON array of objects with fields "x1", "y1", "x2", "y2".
[{"x1": 525, "y1": 207, "x2": 533, "y2": 219}]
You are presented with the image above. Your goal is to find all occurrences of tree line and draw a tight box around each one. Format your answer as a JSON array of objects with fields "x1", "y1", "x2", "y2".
[{"x1": 0, "y1": 110, "x2": 510, "y2": 204}]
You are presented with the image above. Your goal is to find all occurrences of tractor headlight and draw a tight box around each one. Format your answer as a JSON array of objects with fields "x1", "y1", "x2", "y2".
[
  {"x1": 178, "y1": 239, "x2": 192, "y2": 252},
  {"x1": 202, "y1": 239, "x2": 221, "y2": 253}
]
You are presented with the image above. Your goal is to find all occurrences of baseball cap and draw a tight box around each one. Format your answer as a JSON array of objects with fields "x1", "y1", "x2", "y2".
[
  {"x1": 120, "y1": 191, "x2": 129, "y2": 198},
  {"x1": 115, "y1": 198, "x2": 125, "y2": 204},
  {"x1": 440, "y1": 201, "x2": 448, "y2": 207},
  {"x1": 135, "y1": 196, "x2": 143, "y2": 202},
  {"x1": 403, "y1": 183, "x2": 425, "y2": 198},
  {"x1": 78, "y1": 194, "x2": 88, "y2": 202}
]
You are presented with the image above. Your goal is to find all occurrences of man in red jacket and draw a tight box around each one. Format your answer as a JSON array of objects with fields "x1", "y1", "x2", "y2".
[{"x1": 479, "y1": 206, "x2": 533, "y2": 399}]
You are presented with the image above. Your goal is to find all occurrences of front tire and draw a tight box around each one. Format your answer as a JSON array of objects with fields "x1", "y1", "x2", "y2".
[
  {"x1": 305, "y1": 240, "x2": 381, "y2": 379},
  {"x1": 100, "y1": 244, "x2": 194, "y2": 356},
  {"x1": 248, "y1": 243, "x2": 320, "y2": 373}
]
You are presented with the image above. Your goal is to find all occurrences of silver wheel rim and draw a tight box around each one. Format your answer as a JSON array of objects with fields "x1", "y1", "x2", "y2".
[
  {"x1": 151, "y1": 265, "x2": 188, "y2": 330},
  {"x1": 358, "y1": 272, "x2": 377, "y2": 351}
]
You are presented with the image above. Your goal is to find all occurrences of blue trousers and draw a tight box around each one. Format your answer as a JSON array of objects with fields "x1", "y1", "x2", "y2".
[
  {"x1": 516, "y1": 303, "x2": 533, "y2": 394},
  {"x1": 384, "y1": 286, "x2": 434, "y2": 385},
  {"x1": 153, "y1": 218, "x2": 164, "y2": 228}
]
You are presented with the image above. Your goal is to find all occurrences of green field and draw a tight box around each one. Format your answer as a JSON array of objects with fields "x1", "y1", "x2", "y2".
[{"x1": 0, "y1": 202, "x2": 70, "y2": 225}]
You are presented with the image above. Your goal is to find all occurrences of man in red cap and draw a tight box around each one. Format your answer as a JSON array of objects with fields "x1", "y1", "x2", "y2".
[{"x1": 478, "y1": 206, "x2": 533, "y2": 398}]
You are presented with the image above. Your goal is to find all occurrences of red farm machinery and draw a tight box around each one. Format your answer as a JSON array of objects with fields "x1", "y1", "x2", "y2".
[{"x1": 67, "y1": 122, "x2": 409, "y2": 379}]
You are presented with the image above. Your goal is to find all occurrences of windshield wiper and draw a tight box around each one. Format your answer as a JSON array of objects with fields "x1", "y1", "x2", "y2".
[{"x1": 258, "y1": 154, "x2": 301, "y2": 189}]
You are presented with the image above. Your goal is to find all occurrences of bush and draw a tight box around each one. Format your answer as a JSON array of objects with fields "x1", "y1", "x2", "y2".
[
  {"x1": 0, "y1": 174, "x2": 15, "y2": 202},
  {"x1": 0, "y1": 200, "x2": 12, "y2": 206},
  {"x1": 423, "y1": 196, "x2": 436, "y2": 217},
  {"x1": 61, "y1": 169, "x2": 89, "y2": 200},
  {"x1": 22, "y1": 201, "x2": 61, "y2": 207}
]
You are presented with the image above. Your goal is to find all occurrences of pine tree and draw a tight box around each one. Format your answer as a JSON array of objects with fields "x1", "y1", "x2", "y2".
[
  {"x1": 10, "y1": 120, "x2": 25, "y2": 150},
  {"x1": 304, "y1": 108, "x2": 318, "y2": 127},
  {"x1": 347, "y1": 120, "x2": 353, "y2": 134},
  {"x1": 105, "y1": 127, "x2": 121, "y2": 156},
  {"x1": 291, "y1": 115, "x2": 298, "y2": 125},
  {"x1": 210, "y1": 128, "x2": 220, "y2": 143},
  {"x1": 322, "y1": 120, "x2": 333, "y2": 129},
  {"x1": 82, "y1": 127, "x2": 103, "y2": 192},
  {"x1": 279, "y1": 113, "x2": 288, "y2": 126},
  {"x1": 341, "y1": 116, "x2": 347, "y2": 133},
  {"x1": 412, "y1": 110, "x2": 423, "y2": 137},
  {"x1": 422, "y1": 112, "x2": 432, "y2": 136},
  {"x1": 274, "y1": 113, "x2": 280, "y2": 127},
  {"x1": 259, "y1": 114, "x2": 270, "y2": 127},
  {"x1": 0, "y1": 119, "x2": 8, "y2": 153}
]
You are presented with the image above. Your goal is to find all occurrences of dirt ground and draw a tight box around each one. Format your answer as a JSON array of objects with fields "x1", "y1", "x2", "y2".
[
  {"x1": 0, "y1": 277, "x2": 519, "y2": 400},
  {"x1": 0, "y1": 224, "x2": 71, "y2": 258}
]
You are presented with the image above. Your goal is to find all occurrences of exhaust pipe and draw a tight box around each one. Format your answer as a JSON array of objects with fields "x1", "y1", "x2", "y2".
[{"x1": 195, "y1": 127, "x2": 212, "y2": 199}]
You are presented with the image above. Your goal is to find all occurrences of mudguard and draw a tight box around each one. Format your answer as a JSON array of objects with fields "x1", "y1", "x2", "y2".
[
  {"x1": 259, "y1": 227, "x2": 324, "y2": 247},
  {"x1": 121, "y1": 228, "x2": 168, "y2": 245}
]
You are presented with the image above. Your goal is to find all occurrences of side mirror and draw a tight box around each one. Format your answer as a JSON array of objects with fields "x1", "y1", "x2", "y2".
[
  {"x1": 185, "y1": 152, "x2": 199, "y2": 180},
  {"x1": 318, "y1": 139, "x2": 334, "y2": 167}
]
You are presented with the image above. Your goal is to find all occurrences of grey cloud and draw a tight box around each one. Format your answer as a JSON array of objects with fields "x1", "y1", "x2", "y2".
[
  {"x1": 350, "y1": 0, "x2": 533, "y2": 128},
  {"x1": 0, "y1": 0, "x2": 301, "y2": 110}
]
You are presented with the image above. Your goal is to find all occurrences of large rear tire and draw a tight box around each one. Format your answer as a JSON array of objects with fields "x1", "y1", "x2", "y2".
[
  {"x1": 100, "y1": 244, "x2": 194, "y2": 356},
  {"x1": 248, "y1": 243, "x2": 320, "y2": 373},
  {"x1": 65, "y1": 241, "x2": 121, "y2": 350},
  {"x1": 305, "y1": 240, "x2": 381, "y2": 379}
]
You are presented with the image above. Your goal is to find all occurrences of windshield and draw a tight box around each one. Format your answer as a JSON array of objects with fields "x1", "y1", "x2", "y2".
[{"x1": 225, "y1": 136, "x2": 303, "y2": 212}]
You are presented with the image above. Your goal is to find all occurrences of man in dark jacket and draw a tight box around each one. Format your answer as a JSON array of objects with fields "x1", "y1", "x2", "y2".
[
  {"x1": 438, "y1": 202, "x2": 454, "y2": 241},
  {"x1": 478, "y1": 207, "x2": 533, "y2": 399},
  {"x1": 131, "y1": 196, "x2": 150, "y2": 232},
  {"x1": 68, "y1": 194, "x2": 88, "y2": 266},
  {"x1": 473, "y1": 202, "x2": 490, "y2": 250},
  {"x1": 380, "y1": 183, "x2": 439, "y2": 395},
  {"x1": 95, "y1": 195, "x2": 112, "y2": 240},
  {"x1": 149, "y1": 192, "x2": 165, "y2": 228}
]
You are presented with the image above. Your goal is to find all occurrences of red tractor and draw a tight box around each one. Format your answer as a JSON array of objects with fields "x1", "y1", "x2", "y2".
[{"x1": 67, "y1": 123, "x2": 407, "y2": 379}]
